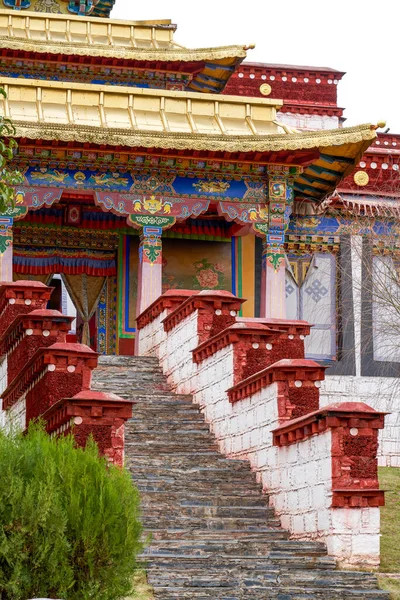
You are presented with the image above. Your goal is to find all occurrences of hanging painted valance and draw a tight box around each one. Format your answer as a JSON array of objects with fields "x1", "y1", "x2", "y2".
[
  {"x1": 13, "y1": 247, "x2": 116, "y2": 276},
  {"x1": 170, "y1": 219, "x2": 235, "y2": 239}
]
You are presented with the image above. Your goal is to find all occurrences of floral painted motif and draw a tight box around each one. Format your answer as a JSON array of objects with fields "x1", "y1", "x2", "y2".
[{"x1": 192, "y1": 259, "x2": 225, "y2": 290}]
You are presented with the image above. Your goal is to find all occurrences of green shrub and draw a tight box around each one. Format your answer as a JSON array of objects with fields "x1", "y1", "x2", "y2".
[{"x1": 0, "y1": 423, "x2": 143, "y2": 600}]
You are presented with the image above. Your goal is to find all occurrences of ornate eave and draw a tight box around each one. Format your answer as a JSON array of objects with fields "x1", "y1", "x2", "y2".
[
  {"x1": 0, "y1": 9, "x2": 247, "y2": 92},
  {"x1": 1, "y1": 77, "x2": 377, "y2": 201}
]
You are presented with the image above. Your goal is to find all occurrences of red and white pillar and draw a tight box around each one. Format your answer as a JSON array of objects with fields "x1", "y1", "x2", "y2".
[
  {"x1": 136, "y1": 225, "x2": 163, "y2": 316},
  {"x1": 260, "y1": 167, "x2": 297, "y2": 319}
]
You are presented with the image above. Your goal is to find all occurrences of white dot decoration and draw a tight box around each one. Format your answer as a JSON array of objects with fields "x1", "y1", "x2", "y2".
[
  {"x1": 270, "y1": 75, "x2": 275, "y2": 81},
  {"x1": 375, "y1": 140, "x2": 380, "y2": 145},
  {"x1": 315, "y1": 381, "x2": 322, "y2": 388},
  {"x1": 288, "y1": 334, "x2": 294, "y2": 340},
  {"x1": 25, "y1": 299, "x2": 32, "y2": 306},
  {"x1": 215, "y1": 309, "x2": 222, "y2": 316},
  {"x1": 230, "y1": 310, "x2": 237, "y2": 317},
  {"x1": 294, "y1": 380, "x2": 302, "y2": 388},
  {"x1": 26, "y1": 328, "x2": 33, "y2": 336},
  {"x1": 266, "y1": 343, "x2": 273, "y2": 350},
  {"x1": 252, "y1": 342, "x2": 260, "y2": 349},
  {"x1": 384, "y1": 141, "x2": 389, "y2": 146},
  {"x1": 370, "y1": 162, "x2": 377, "y2": 169},
  {"x1": 48, "y1": 364, "x2": 56, "y2": 372},
  {"x1": 8, "y1": 298, "x2": 16, "y2": 305},
  {"x1": 382, "y1": 163, "x2": 388, "y2": 170},
  {"x1": 359, "y1": 161, "x2": 367, "y2": 168},
  {"x1": 300, "y1": 335, "x2": 305, "y2": 340},
  {"x1": 250, "y1": 73, "x2": 255, "y2": 79},
  {"x1": 393, "y1": 164, "x2": 399, "y2": 171},
  {"x1": 43, "y1": 330, "x2": 50, "y2": 337},
  {"x1": 316, "y1": 78, "x2": 321, "y2": 84},
  {"x1": 67, "y1": 365, "x2": 76, "y2": 373},
  {"x1": 350, "y1": 428, "x2": 359, "y2": 437},
  {"x1": 328, "y1": 79, "x2": 333, "y2": 84},
  {"x1": 292, "y1": 77, "x2": 297, "y2": 82},
  {"x1": 261, "y1": 74, "x2": 267, "y2": 80},
  {"x1": 334, "y1": 79, "x2": 338, "y2": 84},
  {"x1": 74, "y1": 416, "x2": 83, "y2": 425},
  {"x1": 304, "y1": 77, "x2": 309, "y2": 83},
  {"x1": 282, "y1": 76, "x2": 287, "y2": 81},
  {"x1": 238, "y1": 73, "x2": 244, "y2": 78}
]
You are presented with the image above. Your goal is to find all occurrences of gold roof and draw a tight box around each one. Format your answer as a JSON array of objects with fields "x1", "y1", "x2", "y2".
[
  {"x1": 0, "y1": 9, "x2": 247, "y2": 92},
  {"x1": 0, "y1": 77, "x2": 376, "y2": 200},
  {"x1": 0, "y1": 8, "x2": 246, "y2": 61}
]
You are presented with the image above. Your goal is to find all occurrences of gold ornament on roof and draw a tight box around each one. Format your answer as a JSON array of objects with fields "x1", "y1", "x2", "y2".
[
  {"x1": 33, "y1": 0, "x2": 61, "y2": 12},
  {"x1": 354, "y1": 171, "x2": 369, "y2": 186},
  {"x1": 260, "y1": 84, "x2": 272, "y2": 96}
]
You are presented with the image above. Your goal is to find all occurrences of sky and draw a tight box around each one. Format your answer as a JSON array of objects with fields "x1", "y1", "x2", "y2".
[{"x1": 111, "y1": 0, "x2": 400, "y2": 133}]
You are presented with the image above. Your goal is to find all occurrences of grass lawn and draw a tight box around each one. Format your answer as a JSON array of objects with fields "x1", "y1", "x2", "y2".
[
  {"x1": 126, "y1": 570, "x2": 154, "y2": 600},
  {"x1": 378, "y1": 467, "x2": 400, "y2": 599}
]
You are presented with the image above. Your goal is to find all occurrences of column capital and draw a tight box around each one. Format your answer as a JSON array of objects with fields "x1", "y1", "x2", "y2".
[
  {"x1": 0, "y1": 216, "x2": 13, "y2": 282},
  {"x1": 140, "y1": 225, "x2": 163, "y2": 267},
  {"x1": 0, "y1": 216, "x2": 13, "y2": 254}
]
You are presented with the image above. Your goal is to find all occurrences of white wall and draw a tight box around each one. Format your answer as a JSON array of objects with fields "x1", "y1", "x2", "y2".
[{"x1": 321, "y1": 375, "x2": 400, "y2": 467}]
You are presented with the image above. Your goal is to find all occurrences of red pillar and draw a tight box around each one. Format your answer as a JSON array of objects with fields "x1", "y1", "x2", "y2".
[{"x1": 136, "y1": 225, "x2": 163, "y2": 317}]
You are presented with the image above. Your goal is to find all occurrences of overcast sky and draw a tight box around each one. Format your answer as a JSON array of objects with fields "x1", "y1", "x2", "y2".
[{"x1": 111, "y1": 0, "x2": 399, "y2": 133}]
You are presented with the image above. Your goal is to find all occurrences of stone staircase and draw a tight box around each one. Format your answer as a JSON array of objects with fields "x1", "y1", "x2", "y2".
[{"x1": 92, "y1": 356, "x2": 389, "y2": 600}]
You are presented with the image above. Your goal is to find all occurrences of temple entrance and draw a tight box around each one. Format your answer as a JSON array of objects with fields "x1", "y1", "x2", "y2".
[{"x1": 12, "y1": 196, "x2": 120, "y2": 353}]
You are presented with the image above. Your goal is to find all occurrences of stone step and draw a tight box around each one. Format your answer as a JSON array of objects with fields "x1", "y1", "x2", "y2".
[
  {"x1": 129, "y1": 422, "x2": 210, "y2": 433},
  {"x1": 146, "y1": 563, "x2": 379, "y2": 587},
  {"x1": 130, "y1": 463, "x2": 257, "y2": 477},
  {"x1": 97, "y1": 356, "x2": 161, "y2": 368},
  {"x1": 128, "y1": 430, "x2": 216, "y2": 441},
  {"x1": 140, "y1": 504, "x2": 275, "y2": 520},
  {"x1": 142, "y1": 516, "x2": 283, "y2": 531},
  {"x1": 135, "y1": 482, "x2": 265, "y2": 496},
  {"x1": 128, "y1": 454, "x2": 250, "y2": 469},
  {"x1": 133, "y1": 479, "x2": 264, "y2": 495},
  {"x1": 129, "y1": 449, "x2": 231, "y2": 459},
  {"x1": 150, "y1": 585, "x2": 389, "y2": 600},
  {"x1": 126, "y1": 442, "x2": 220, "y2": 452},
  {"x1": 130, "y1": 394, "x2": 197, "y2": 404},
  {"x1": 142, "y1": 538, "x2": 328, "y2": 558},
  {"x1": 130, "y1": 412, "x2": 205, "y2": 422},
  {"x1": 139, "y1": 493, "x2": 270, "y2": 508},
  {"x1": 133, "y1": 477, "x2": 263, "y2": 491},
  {"x1": 148, "y1": 528, "x2": 289, "y2": 541},
  {"x1": 142, "y1": 552, "x2": 336, "y2": 569}
]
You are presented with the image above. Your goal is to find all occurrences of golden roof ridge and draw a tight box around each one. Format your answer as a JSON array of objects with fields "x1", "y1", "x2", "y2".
[{"x1": 0, "y1": 36, "x2": 248, "y2": 62}]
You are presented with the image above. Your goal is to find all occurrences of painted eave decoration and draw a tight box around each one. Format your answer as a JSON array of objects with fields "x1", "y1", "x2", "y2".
[
  {"x1": 2, "y1": 0, "x2": 116, "y2": 17},
  {"x1": 294, "y1": 136, "x2": 376, "y2": 202},
  {"x1": 0, "y1": 8, "x2": 247, "y2": 93},
  {"x1": 0, "y1": 77, "x2": 377, "y2": 203}
]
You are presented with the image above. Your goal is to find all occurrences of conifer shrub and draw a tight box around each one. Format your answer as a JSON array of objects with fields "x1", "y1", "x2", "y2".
[{"x1": 0, "y1": 423, "x2": 143, "y2": 600}]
